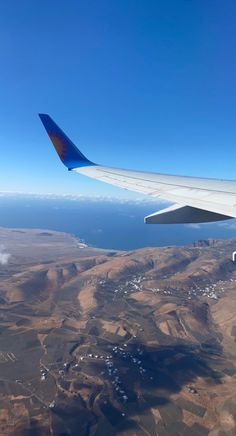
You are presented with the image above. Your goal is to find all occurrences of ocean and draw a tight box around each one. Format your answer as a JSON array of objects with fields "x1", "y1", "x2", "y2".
[{"x1": 0, "y1": 195, "x2": 235, "y2": 250}]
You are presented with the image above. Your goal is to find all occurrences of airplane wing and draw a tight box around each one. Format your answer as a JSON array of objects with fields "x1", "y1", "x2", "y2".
[{"x1": 39, "y1": 114, "x2": 236, "y2": 224}]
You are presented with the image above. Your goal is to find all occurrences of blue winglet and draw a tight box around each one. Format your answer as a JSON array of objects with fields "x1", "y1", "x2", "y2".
[{"x1": 39, "y1": 114, "x2": 94, "y2": 170}]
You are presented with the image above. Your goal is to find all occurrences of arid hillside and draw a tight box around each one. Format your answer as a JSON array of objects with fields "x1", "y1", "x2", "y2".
[{"x1": 0, "y1": 228, "x2": 236, "y2": 435}]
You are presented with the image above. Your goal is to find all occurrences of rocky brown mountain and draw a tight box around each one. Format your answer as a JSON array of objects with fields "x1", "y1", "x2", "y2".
[{"x1": 0, "y1": 228, "x2": 236, "y2": 435}]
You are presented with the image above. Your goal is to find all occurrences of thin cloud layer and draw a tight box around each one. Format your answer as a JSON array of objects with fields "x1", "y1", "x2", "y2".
[{"x1": 0, "y1": 245, "x2": 11, "y2": 265}]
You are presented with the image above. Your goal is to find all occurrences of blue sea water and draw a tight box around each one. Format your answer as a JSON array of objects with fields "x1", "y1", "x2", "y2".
[{"x1": 0, "y1": 195, "x2": 235, "y2": 250}]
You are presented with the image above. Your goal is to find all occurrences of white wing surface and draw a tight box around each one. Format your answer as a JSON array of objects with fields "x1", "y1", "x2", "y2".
[{"x1": 39, "y1": 114, "x2": 236, "y2": 224}]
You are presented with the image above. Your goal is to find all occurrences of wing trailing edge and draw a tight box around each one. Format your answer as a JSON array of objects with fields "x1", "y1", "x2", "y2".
[{"x1": 144, "y1": 204, "x2": 232, "y2": 224}]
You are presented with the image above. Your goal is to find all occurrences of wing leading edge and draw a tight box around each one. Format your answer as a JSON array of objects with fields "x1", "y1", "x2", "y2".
[{"x1": 39, "y1": 114, "x2": 236, "y2": 224}]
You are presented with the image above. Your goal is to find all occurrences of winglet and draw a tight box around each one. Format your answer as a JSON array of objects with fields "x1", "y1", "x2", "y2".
[{"x1": 39, "y1": 114, "x2": 94, "y2": 170}]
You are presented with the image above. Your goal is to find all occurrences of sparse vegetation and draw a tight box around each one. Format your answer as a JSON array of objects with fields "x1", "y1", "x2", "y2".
[{"x1": 0, "y1": 229, "x2": 236, "y2": 434}]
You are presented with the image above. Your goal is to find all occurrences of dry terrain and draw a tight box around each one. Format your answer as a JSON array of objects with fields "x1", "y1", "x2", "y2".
[{"x1": 0, "y1": 228, "x2": 236, "y2": 435}]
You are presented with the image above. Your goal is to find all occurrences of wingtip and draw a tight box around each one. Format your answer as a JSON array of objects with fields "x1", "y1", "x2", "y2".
[
  {"x1": 39, "y1": 113, "x2": 94, "y2": 169},
  {"x1": 38, "y1": 113, "x2": 49, "y2": 120}
]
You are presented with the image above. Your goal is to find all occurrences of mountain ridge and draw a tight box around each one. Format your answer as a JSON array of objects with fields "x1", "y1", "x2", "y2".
[{"x1": 0, "y1": 228, "x2": 236, "y2": 435}]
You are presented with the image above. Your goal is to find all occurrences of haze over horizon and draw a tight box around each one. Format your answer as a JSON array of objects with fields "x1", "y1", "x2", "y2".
[{"x1": 0, "y1": 194, "x2": 236, "y2": 251}]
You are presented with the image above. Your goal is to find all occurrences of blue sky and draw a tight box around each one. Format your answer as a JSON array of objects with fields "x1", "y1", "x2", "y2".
[{"x1": 0, "y1": 0, "x2": 236, "y2": 197}]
